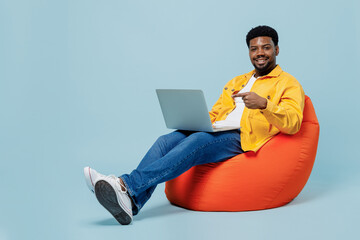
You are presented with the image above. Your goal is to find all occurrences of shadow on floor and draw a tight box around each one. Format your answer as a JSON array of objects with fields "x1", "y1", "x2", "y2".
[
  {"x1": 90, "y1": 202, "x2": 188, "y2": 225},
  {"x1": 92, "y1": 218, "x2": 119, "y2": 226},
  {"x1": 134, "y1": 202, "x2": 188, "y2": 222}
]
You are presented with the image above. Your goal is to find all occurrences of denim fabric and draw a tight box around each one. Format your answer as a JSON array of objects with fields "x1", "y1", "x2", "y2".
[{"x1": 121, "y1": 130, "x2": 243, "y2": 215}]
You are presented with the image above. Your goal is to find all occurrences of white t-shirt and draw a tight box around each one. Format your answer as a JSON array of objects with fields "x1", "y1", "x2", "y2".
[{"x1": 213, "y1": 74, "x2": 258, "y2": 129}]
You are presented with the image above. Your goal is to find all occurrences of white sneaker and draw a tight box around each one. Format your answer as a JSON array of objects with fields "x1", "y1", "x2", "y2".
[
  {"x1": 83, "y1": 167, "x2": 133, "y2": 225},
  {"x1": 84, "y1": 166, "x2": 106, "y2": 193}
]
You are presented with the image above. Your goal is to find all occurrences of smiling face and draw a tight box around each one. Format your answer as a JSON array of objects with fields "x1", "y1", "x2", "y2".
[{"x1": 249, "y1": 36, "x2": 279, "y2": 77}]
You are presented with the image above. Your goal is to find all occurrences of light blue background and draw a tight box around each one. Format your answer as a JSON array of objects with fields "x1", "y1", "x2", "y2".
[{"x1": 1, "y1": 0, "x2": 359, "y2": 239}]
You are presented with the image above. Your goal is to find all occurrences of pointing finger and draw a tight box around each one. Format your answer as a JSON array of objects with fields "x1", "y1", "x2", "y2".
[{"x1": 236, "y1": 92, "x2": 250, "y2": 98}]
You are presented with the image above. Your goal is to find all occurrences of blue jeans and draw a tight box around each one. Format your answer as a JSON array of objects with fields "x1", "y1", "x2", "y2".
[{"x1": 121, "y1": 130, "x2": 244, "y2": 215}]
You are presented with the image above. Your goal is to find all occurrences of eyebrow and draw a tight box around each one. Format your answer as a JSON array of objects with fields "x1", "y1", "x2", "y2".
[{"x1": 250, "y1": 44, "x2": 272, "y2": 48}]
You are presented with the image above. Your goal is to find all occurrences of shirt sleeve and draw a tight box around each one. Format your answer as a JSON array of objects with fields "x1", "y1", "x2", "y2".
[
  {"x1": 209, "y1": 93, "x2": 223, "y2": 123},
  {"x1": 209, "y1": 79, "x2": 234, "y2": 123},
  {"x1": 260, "y1": 79, "x2": 305, "y2": 135}
]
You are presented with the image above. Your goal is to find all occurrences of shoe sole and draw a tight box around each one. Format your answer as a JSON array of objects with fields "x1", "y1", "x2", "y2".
[{"x1": 95, "y1": 180, "x2": 132, "y2": 225}]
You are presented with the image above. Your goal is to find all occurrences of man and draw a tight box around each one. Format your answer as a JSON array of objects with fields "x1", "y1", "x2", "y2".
[{"x1": 84, "y1": 25, "x2": 304, "y2": 225}]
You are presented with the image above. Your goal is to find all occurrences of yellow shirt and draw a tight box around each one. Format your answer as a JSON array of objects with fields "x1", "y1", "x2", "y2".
[{"x1": 209, "y1": 65, "x2": 305, "y2": 152}]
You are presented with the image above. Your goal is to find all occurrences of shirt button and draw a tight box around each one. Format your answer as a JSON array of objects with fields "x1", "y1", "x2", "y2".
[
  {"x1": 242, "y1": 85, "x2": 245, "y2": 87},
  {"x1": 260, "y1": 111, "x2": 263, "y2": 114},
  {"x1": 231, "y1": 89, "x2": 235, "y2": 92},
  {"x1": 267, "y1": 96, "x2": 270, "y2": 99},
  {"x1": 226, "y1": 113, "x2": 229, "y2": 115},
  {"x1": 224, "y1": 87, "x2": 228, "y2": 90}
]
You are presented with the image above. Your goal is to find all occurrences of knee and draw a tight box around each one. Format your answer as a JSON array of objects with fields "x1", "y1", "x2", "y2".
[
  {"x1": 156, "y1": 131, "x2": 183, "y2": 146},
  {"x1": 187, "y1": 132, "x2": 212, "y2": 143},
  {"x1": 155, "y1": 134, "x2": 168, "y2": 146}
]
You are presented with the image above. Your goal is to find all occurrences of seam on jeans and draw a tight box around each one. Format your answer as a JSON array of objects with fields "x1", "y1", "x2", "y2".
[{"x1": 135, "y1": 136, "x2": 240, "y2": 191}]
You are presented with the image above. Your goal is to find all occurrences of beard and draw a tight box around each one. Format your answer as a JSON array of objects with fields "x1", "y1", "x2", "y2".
[
  {"x1": 252, "y1": 58, "x2": 276, "y2": 76},
  {"x1": 254, "y1": 61, "x2": 270, "y2": 73}
]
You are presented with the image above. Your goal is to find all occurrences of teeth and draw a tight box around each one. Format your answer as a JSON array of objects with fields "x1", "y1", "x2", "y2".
[{"x1": 256, "y1": 59, "x2": 267, "y2": 63}]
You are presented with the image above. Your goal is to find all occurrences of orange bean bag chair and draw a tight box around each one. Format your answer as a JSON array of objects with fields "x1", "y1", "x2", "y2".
[{"x1": 165, "y1": 96, "x2": 319, "y2": 211}]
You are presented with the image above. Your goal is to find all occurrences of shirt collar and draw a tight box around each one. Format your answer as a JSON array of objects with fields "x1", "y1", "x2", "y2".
[{"x1": 244, "y1": 65, "x2": 283, "y2": 80}]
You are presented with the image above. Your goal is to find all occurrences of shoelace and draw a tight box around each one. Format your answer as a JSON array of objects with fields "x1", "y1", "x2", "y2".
[{"x1": 106, "y1": 175, "x2": 128, "y2": 194}]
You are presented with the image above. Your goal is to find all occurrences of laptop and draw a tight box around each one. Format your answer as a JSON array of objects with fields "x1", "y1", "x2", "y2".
[{"x1": 156, "y1": 89, "x2": 239, "y2": 132}]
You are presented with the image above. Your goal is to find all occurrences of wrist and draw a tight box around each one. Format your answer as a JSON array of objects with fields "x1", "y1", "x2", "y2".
[{"x1": 260, "y1": 98, "x2": 267, "y2": 109}]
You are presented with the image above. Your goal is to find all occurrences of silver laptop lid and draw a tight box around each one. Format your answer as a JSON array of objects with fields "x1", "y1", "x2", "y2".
[{"x1": 156, "y1": 89, "x2": 214, "y2": 132}]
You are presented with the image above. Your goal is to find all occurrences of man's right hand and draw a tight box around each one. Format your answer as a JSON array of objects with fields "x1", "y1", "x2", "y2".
[{"x1": 231, "y1": 92, "x2": 267, "y2": 109}]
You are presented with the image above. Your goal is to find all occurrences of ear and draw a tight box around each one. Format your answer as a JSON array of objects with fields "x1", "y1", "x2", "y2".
[{"x1": 275, "y1": 46, "x2": 279, "y2": 56}]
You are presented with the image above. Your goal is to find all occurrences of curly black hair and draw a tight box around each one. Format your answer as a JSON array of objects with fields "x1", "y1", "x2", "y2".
[{"x1": 246, "y1": 25, "x2": 278, "y2": 47}]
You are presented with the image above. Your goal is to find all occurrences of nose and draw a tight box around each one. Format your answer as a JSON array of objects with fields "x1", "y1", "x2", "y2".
[{"x1": 256, "y1": 48, "x2": 265, "y2": 56}]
